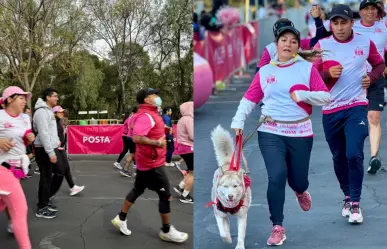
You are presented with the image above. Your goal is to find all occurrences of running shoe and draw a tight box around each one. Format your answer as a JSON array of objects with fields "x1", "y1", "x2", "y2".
[
  {"x1": 179, "y1": 194, "x2": 193, "y2": 204},
  {"x1": 295, "y1": 191, "x2": 312, "y2": 211},
  {"x1": 349, "y1": 202, "x2": 363, "y2": 224},
  {"x1": 165, "y1": 162, "x2": 175, "y2": 167},
  {"x1": 34, "y1": 168, "x2": 40, "y2": 174},
  {"x1": 113, "y1": 162, "x2": 122, "y2": 170},
  {"x1": 120, "y1": 170, "x2": 131, "y2": 177},
  {"x1": 159, "y1": 225, "x2": 188, "y2": 243},
  {"x1": 342, "y1": 196, "x2": 351, "y2": 218},
  {"x1": 70, "y1": 185, "x2": 85, "y2": 196},
  {"x1": 173, "y1": 185, "x2": 184, "y2": 195},
  {"x1": 111, "y1": 215, "x2": 131, "y2": 235},
  {"x1": 35, "y1": 207, "x2": 57, "y2": 219},
  {"x1": 267, "y1": 225, "x2": 286, "y2": 246},
  {"x1": 367, "y1": 156, "x2": 381, "y2": 174}
]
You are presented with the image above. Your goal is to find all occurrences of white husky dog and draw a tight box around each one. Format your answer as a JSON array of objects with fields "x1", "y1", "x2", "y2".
[{"x1": 210, "y1": 125, "x2": 252, "y2": 249}]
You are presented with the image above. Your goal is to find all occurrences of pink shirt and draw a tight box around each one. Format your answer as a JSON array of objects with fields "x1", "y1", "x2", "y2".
[{"x1": 131, "y1": 113, "x2": 155, "y2": 137}]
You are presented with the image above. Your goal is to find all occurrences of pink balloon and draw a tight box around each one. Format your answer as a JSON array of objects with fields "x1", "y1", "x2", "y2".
[{"x1": 194, "y1": 53, "x2": 213, "y2": 109}]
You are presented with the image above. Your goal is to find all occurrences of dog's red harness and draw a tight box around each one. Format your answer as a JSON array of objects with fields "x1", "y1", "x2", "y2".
[{"x1": 206, "y1": 134, "x2": 251, "y2": 214}]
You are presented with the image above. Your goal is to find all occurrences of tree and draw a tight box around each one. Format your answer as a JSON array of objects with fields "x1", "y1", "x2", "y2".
[
  {"x1": 0, "y1": 0, "x2": 91, "y2": 106},
  {"x1": 86, "y1": 0, "x2": 158, "y2": 113}
]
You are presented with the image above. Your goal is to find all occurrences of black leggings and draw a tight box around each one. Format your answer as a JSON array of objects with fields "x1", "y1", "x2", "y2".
[
  {"x1": 181, "y1": 153, "x2": 193, "y2": 172},
  {"x1": 258, "y1": 131, "x2": 313, "y2": 226},
  {"x1": 117, "y1": 136, "x2": 130, "y2": 163}
]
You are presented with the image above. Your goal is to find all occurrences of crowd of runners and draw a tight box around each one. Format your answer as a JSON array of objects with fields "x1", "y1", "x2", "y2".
[
  {"x1": 0, "y1": 86, "x2": 193, "y2": 248},
  {"x1": 232, "y1": 0, "x2": 387, "y2": 246}
]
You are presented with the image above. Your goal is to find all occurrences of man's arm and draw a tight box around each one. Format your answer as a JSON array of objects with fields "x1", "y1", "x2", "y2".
[
  {"x1": 34, "y1": 110, "x2": 55, "y2": 157},
  {"x1": 132, "y1": 114, "x2": 164, "y2": 147}
]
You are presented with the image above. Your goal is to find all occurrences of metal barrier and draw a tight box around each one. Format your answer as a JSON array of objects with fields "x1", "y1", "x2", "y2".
[{"x1": 68, "y1": 119, "x2": 121, "y2": 125}]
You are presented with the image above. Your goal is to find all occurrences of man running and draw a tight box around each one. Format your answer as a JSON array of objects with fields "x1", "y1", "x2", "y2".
[
  {"x1": 111, "y1": 88, "x2": 188, "y2": 243},
  {"x1": 313, "y1": 4, "x2": 385, "y2": 223},
  {"x1": 353, "y1": 0, "x2": 387, "y2": 174}
]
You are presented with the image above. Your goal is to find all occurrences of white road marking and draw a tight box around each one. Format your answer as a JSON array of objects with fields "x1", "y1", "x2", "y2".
[{"x1": 39, "y1": 232, "x2": 63, "y2": 249}]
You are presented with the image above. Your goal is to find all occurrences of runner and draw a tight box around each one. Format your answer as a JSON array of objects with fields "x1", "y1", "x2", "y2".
[
  {"x1": 231, "y1": 25, "x2": 331, "y2": 246},
  {"x1": 120, "y1": 106, "x2": 137, "y2": 177},
  {"x1": 111, "y1": 88, "x2": 188, "y2": 243},
  {"x1": 353, "y1": 0, "x2": 387, "y2": 174},
  {"x1": 53, "y1": 106, "x2": 85, "y2": 195},
  {"x1": 0, "y1": 86, "x2": 34, "y2": 249},
  {"x1": 173, "y1": 101, "x2": 194, "y2": 204},
  {"x1": 23, "y1": 107, "x2": 34, "y2": 179},
  {"x1": 256, "y1": 5, "x2": 327, "y2": 73},
  {"x1": 33, "y1": 88, "x2": 65, "y2": 219},
  {"x1": 113, "y1": 111, "x2": 131, "y2": 170},
  {"x1": 313, "y1": 4, "x2": 385, "y2": 223},
  {"x1": 163, "y1": 106, "x2": 175, "y2": 167}
]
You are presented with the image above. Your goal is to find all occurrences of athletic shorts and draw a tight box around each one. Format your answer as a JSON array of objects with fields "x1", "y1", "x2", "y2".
[
  {"x1": 367, "y1": 77, "x2": 385, "y2": 111},
  {"x1": 128, "y1": 137, "x2": 136, "y2": 153},
  {"x1": 181, "y1": 153, "x2": 193, "y2": 172},
  {"x1": 134, "y1": 166, "x2": 170, "y2": 193}
]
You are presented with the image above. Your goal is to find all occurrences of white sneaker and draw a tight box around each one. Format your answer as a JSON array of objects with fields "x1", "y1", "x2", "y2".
[
  {"x1": 70, "y1": 185, "x2": 85, "y2": 196},
  {"x1": 7, "y1": 223, "x2": 13, "y2": 233},
  {"x1": 165, "y1": 162, "x2": 174, "y2": 167},
  {"x1": 113, "y1": 162, "x2": 122, "y2": 170},
  {"x1": 159, "y1": 225, "x2": 188, "y2": 243},
  {"x1": 348, "y1": 203, "x2": 363, "y2": 223},
  {"x1": 133, "y1": 164, "x2": 136, "y2": 169},
  {"x1": 111, "y1": 215, "x2": 131, "y2": 236}
]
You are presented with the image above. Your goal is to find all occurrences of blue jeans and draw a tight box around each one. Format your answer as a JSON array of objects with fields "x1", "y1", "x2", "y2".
[{"x1": 323, "y1": 105, "x2": 368, "y2": 202}]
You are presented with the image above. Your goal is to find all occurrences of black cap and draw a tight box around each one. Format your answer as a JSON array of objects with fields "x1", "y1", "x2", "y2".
[
  {"x1": 330, "y1": 4, "x2": 354, "y2": 20},
  {"x1": 275, "y1": 26, "x2": 301, "y2": 44},
  {"x1": 136, "y1": 88, "x2": 160, "y2": 104},
  {"x1": 360, "y1": 0, "x2": 381, "y2": 11},
  {"x1": 273, "y1": 18, "x2": 294, "y2": 37}
]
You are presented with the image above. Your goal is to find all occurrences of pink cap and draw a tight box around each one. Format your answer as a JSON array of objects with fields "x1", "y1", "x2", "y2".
[
  {"x1": 0, "y1": 86, "x2": 32, "y2": 105},
  {"x1": 52, "y1": 105, "x2": 65, "y2": 113}
]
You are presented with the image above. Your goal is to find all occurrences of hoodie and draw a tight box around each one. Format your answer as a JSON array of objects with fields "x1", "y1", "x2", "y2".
[
  {"x1": 33, "y1": 98, "x2": 59, "y2": 157},
  {"x1": 177, "y1": 102, "x2": 194, "y2": 151}
]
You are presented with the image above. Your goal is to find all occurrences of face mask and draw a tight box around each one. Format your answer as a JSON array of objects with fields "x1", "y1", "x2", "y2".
[{"x1": 154, "y1": 97, "x2": 162, "y2": 107}]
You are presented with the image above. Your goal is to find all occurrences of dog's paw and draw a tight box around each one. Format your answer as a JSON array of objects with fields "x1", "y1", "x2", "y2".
[
  {"x1": 235, "y1": 242, "x2": 245, "y2": 249},
  {"x1": 221, "y1": 234, "x2": 232, "y2": 244}
]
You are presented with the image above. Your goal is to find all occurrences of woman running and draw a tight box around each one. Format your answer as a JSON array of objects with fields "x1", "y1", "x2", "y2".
[
  {"x1": 53, "y1": 106, "x2": 85, "y2": 196},
  {"x1": 173, "y1": 102, "x2": 194, "y2": 204},
  {"x1": 0, "y1": 86, "x2": 35, "y2": 249},
  {"x1": 231, "y1": 26, "x2": 331, "y2": 245},
  {"x1": 114, "y1": 111, "x2": 131, "y2": 170},
  {"x1": 120, "y1": 106, "x2": 138, "y2": 177}
]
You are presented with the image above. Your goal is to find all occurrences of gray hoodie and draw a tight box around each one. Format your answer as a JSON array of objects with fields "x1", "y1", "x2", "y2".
[{"x1": 33, "y1": 98, "x2": 59, "y2": 157}]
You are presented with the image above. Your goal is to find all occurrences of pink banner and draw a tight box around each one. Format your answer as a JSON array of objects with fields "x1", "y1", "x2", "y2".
[
  {"x1": 67, "y1": 124, "x2": 180, "y2": 155},
  {"x1": 207, "y1": 32, "x2": 229, "y2": 81},
  {"x1": 68, "y1": 125, "x2": 124, "y2": 154}
]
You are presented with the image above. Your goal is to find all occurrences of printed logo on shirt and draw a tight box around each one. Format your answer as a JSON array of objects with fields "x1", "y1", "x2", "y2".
[
  {"x1": 266, "y1": 75, "x2": 277, "y2": 84},
  {"x1": 375, "y1": 27, "x2": 382, "y2": 33},
  {"x1": 3, "y1": 122, "x2": 13, "y2": 128},
  {"x1": 214, "y1": 46, "x2": 226, "y2": 64},
  {"x1": 354, "y1": 47, "x2": 365, "y2": 57},
  {"x1": 83, "y1": 136, "x2": 111, "y2": 143}
]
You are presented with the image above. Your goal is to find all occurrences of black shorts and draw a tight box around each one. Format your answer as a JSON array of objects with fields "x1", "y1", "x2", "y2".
[
  {"x1": 181, "y1": 153, "x2": 193, "y2": 172},
  {"x1": 134, "y1": 166, "x2": 170, "y2": 194},
  {"x1": 128, "y1": 137, "x2": 136, "y2": 153},
  {"x1": 367, "y1": 77, "x2": 385, "y2": 111}
]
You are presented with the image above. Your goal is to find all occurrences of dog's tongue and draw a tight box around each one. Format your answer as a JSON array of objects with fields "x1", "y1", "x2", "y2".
[{"x1": 227, "y1": 200, "x2": 234, "y2": 206}]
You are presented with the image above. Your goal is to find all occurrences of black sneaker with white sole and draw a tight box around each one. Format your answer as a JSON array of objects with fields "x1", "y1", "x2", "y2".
[
  {"x1": 367, "y1": 156, "x2": 381, "y2": 174},
  {"x1": 35, "y1": 207, "x2": 57, "y2": 219},
  {"x1": 173, "y1": 185, "x2": 184, "y2": 195},
  {"x1": 179, "y1": 194, "x2": 193, "y2": 204}
]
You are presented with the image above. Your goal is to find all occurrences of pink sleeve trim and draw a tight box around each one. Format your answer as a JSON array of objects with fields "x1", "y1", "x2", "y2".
[
  {"x1": 368, "y1": 40, "x2": 384, "y2": 66},
  {"x1": 309, "y1": 66, "x2": 329, "y2": 92},
  {"x1": 257, "y1": 48, "x2": 271, "y2": 68},
  {"x1": 244, "y1": 72, "x2": 264, "y2": 104},
  {"x1": 23, "y1": 129, "x2": 32, "y2": 145}
]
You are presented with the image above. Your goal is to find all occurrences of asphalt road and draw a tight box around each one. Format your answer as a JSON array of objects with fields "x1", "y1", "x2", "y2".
[
  {"x1": 1, "y1": 155, "x2": 192, "y2": 249},
  {"x1": 194, "y1": 67, "x2": 387, "y2": 249}
]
